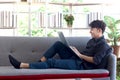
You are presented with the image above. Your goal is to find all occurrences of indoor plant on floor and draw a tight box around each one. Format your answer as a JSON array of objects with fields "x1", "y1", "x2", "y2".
[
  {"x1": 64, "y1": 14, "x2": 74, "y2": 27},
  {"x1": 104, "y1": 16, "x2": 120, "y2": 58}
]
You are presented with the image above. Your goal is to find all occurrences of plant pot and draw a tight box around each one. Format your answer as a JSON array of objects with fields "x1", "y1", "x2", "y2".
[
  {"x1": 66, "y1": 21, "x2": 73, "y2": 28},
  {"x1": 67, "y1": 24, "x2": 72, "y2": 27},
  {"x1": 112, "y1": 45, "x2": 120, "y2": 58}
]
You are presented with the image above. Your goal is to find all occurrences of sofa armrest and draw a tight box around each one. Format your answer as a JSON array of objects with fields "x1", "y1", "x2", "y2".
[{"x1": 107, "y1": 53, "x2": 116, "y2": 80}]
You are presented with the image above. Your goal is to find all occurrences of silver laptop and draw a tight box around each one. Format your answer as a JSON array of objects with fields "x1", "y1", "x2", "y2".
[
  {"x1": 58, "y1": 32, "x2": 69, "y2": 46},
  {"x1": 58, "y1": 32, "x2": 79, "y2": 57}
]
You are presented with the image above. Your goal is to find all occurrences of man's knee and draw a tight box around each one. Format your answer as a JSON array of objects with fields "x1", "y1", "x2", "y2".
[
  {"x1": 55, "y1": 41, "x2": 62, "y2": 45},
  {"x1": 54, "y1": 41, "x2": 64, "y2": 47}
]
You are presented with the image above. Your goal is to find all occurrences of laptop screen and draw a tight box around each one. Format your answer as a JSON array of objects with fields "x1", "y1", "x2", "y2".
[{"x1": 58, "y1": 32, "x2": 69, "y2": 46}]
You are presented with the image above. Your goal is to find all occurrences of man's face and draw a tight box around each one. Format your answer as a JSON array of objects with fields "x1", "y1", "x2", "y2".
[{"x1": 90, "y1": 28, "x2": 101, "y2": 38}]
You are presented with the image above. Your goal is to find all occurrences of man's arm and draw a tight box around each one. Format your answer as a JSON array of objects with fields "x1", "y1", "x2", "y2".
[
  {"x1": 80, "y1": 54, "x2": 94, "y2": 63},
  {"x1": 70, "y1": 46, "x2": 94, "y2": 63}
]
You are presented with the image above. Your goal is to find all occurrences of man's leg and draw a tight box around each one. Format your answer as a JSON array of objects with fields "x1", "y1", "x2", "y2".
[
  {"x1": 29, "y1": 59, "x2": 80, "y2": 69},
  {"x1": 9, "y1": 55, "x2": 83, "y2": 69},
  {"x1": 41, "y1": 41, "x2": 75, "y2": 62},
  {"x1": 45, "y1": 59, "x2": 79, "y2": 70},
  {"x1": 14, "y1": 59, "x2": 79, "y2": 69},
  {"x1": 9, "y1": 55, "x2": 49, "y2": 69}
]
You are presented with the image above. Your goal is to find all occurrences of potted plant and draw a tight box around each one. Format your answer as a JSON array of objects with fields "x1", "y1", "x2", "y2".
[
  {"x1": 104, "y1": 16, "x2": 120, "y2": 57},
  {"x1": 64, "y1": 14, "x2": 74, "y2": 27}
]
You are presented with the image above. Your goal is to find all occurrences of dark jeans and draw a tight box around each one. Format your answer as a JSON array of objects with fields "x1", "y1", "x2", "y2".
[{"x1": 29, "y1": 41, "x2": 83, "y2": 70}]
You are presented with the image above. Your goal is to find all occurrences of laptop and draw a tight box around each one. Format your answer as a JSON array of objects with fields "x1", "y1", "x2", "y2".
[
  {"x1": 58, "y1": 32, "x2": 80, "y2": 57},
  {"x1": 57, "y1": 32, "x2": 69, "y2": 46}
]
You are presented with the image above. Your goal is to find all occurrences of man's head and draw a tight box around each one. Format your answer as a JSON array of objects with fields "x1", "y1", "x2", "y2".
[{"x1": 89, "y1": 20, "x2": 106, "y2": 38}]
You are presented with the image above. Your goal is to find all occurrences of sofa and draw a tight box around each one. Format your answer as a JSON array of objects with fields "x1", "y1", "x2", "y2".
[{"x1": 0, "y1": 36, "x2": 116, "y2": 80}]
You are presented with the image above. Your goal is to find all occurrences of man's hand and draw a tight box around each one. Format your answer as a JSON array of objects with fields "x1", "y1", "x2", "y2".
[
  {"x1": 69, "y1": 46, "x2": 94, "y2": 63},
  {"x1": 69, "y1": 46, "x2": 82, "y2": 58}
]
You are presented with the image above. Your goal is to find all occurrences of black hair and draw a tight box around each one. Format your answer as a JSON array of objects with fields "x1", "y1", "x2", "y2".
[{"x1": 89, "y1": 20, "x2": 106, "y2": 33}]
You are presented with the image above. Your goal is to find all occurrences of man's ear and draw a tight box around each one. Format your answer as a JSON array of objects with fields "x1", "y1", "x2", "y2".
[{"x1": 97, "y1": 28, "x2": 102, "y2": 33}]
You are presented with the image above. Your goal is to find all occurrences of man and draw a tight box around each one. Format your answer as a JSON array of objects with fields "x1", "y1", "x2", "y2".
[{"x1": 9, "y1": 20, "x2": 112, "y2": 70}]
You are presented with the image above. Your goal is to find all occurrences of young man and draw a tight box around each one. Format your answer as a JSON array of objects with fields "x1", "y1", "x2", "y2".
[{"x1": 9, "y1": 20, "x2": 112, "y2": 70}]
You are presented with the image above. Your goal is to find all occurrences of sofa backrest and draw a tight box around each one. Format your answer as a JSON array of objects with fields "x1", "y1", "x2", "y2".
[{"x1": 0, "y1": 36, "x2": 90, "y2": 66}]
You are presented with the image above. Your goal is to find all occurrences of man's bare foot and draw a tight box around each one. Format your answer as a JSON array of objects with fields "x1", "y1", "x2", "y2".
[{"x1": 40, "y1": 56, "x2": 47, "y2": 62}]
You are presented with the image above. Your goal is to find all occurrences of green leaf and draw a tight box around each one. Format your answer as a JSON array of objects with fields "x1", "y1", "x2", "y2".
[
  {"x1": 115, "y1": 20, "x2": 120, "y2": 24},
  {"x1": 104, "y1": 16, "x2": 115, "y2": 28}
]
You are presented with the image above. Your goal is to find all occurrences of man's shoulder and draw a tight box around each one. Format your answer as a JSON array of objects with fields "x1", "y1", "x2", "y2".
[
  {"x1": 96, "y1": 38, "x2": 111, "y2": 50},
  {"x1": 97, "y1": 38, "x2": 107, "y2": 45}
]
